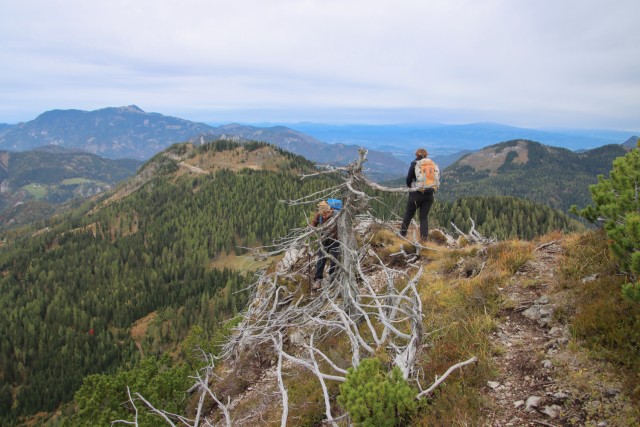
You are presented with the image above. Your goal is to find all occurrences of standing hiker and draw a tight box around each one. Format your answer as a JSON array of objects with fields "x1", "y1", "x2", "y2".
[
  {"x1": 400, "y1": 148, "x2": 440, "y2": 241},
  {"x1": 311, "y1": 200, "x2": 340, "y2": 290}
]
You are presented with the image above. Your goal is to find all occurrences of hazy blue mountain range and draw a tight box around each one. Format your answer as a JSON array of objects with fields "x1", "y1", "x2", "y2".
[
  {"x1": 0, "y1": 105, "x2": 213, "y2": 159},
  {"x1": 0, "y1": 147, "x2": 142, "y2": 229},
  {"x1": 0, "y1": 107, "x2": 408, "y2": 181},
  {"x1": 440, "y1": 139, "x2": 631, "y2": 212},
  {"x1": 285, "y1": 122, "x2": 638, "y2": 164}
]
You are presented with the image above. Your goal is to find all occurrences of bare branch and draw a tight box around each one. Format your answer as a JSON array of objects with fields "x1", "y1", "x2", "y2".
[{"x1": 416, "y1": 357, "x2": 478, "y2": 399}]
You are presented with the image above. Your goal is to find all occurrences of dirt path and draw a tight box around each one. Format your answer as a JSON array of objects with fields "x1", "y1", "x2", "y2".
[{"x1": 483, "y1": 241, "x2": 630, "y2": 426}]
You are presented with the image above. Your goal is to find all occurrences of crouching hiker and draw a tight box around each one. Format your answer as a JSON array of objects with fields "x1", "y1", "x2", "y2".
[{"x1": 311, "y1": 200, "x2": 340, "y2": 291}]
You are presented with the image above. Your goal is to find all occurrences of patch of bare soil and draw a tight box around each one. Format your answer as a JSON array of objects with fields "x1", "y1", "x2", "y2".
[
  {"x1": 130, "y1": 311, "x2": 157, "y2": 358},
  {"x1": 483, "y1": 241, "x2": 634, "y2": 426}
]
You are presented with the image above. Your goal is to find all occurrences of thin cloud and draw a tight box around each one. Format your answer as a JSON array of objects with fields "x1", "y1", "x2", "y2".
[{"x1": 0, "y1": 0, "x2": 638, "y2": 129}]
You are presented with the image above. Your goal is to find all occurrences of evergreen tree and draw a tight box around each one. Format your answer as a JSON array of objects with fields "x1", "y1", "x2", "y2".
[{"x1": 572, "y1": 143, "x2": 640, "y2": 301}]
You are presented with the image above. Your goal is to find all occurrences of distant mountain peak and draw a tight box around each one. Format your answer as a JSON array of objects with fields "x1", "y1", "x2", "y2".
[
  {"x1": 623, "y1": 135, "x2": 638, "y2": 148},
  {"x1": 120, "y1": 105, "x2": 145, "y2": 113}
]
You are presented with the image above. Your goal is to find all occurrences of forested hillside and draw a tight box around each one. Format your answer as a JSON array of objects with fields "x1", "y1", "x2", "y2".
[
  {"x1": 441, "y1": 139, "x2": 630, "y2": 212},
  {"x1": 0, "y1": 140, "x2": 585, "y2": 425},
  {"x1": 0, "y1": 148, "x2": 141, "y2": 231},
  {"x1": 0, "y1": 140, "x2": 337, "y2": 424}
]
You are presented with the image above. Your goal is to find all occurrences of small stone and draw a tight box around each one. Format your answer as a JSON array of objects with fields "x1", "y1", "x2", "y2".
[
  {"x1": 539, "y1": 306, "x2": 554, "y2": 318},
  {"x1": 535, "y1": 295, "x2": 550, "y2": 305},
  {"x1": 597, "y1": 422, "x2": 608, "y2": 427},
  {"x1": 513, "y1": 400, "x2": 525, "y2": 409},
  {"x1": 523, "y1": 306, "x2": 542, "y2": 321},
  {"x1": 548, "y1": 326, "x2": 564, "y2": 337},
  {"x1": 553, "y1": 391, "x2": 569, "y2": 403},
  {"x1": 605, "y1": 387, "x2": 620, "y2": 397},
  {"x1": 557, "y1": 337, "x2": 569, "y2": 346},
  {"x1": 488, "y1": 381, "x2": 500, "y2": 389},
  {"x1": 524, "y1": 375, "x2": 531, "y2": 381},
  {"x1": 581, "y1": 273, "x2": 598, "y2": 283},
  {"x1": 525, "y1": 395, "x2": 542, "y2": 411},
  {"x1": 542, "y1": 359, "x2": 553, "y2": 369},
  {"x1": 543, "y1": 404, "x2": 562, "y2": 418}
]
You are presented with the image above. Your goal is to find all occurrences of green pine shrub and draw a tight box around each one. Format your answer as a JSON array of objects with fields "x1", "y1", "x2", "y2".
[
  {"x1": 572, "y1": 143, "x2": 640, "y2": 301},
  {"x1": 337, "y1": 358, "x2": 417, "y2": 427}
]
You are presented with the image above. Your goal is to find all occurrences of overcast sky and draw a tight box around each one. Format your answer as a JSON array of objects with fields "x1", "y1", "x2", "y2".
[{"x1": 1, "y1": 0, "x2": 639, "y2": 130}]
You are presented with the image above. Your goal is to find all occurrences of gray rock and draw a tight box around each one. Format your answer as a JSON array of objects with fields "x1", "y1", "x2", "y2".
[
  {"x1": 548, "y1": 326, "x2": 564, "y2": 337},
  {"x1": 542, "y1": 359, "x2": 553, "y2": 369},
  {"x1": 597, "y1": 422, "x2": 608, "y2": 427},
  {"x1": 552, "y1": 391, "x2": 569, "y2": 403},
  {"x1": 525, "y1": 395, "x2": 542, "y2": 411},
  {"x1": 539, "y1": 306, "x2": 554, "y2": 318},
  {"x1": 605, "y1": 387, "x2": 620, "y2": 397},
  {"x1": 513, "y1": 400, "x2": 525, "y2": 409},
  {"x1": 581, "y1": 273, "x2": 598, "y2": 283},
  {"x1": 522, "y1": 304, "x2": 555, "y2": 327},
  {"x1": 543, "y1": 404, "x2": 562, "y2": 418},
  {"x1": 523, "y1": 306, "x2": 542, "y2": 321},
  {"x1": 487, "y1": 381, "x2": 500, "y2": 389},
  {"x1": 535, "y1": 295, "x2": 550, "y2": 305}
]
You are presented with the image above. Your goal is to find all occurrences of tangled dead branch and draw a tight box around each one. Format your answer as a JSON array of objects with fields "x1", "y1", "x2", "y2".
[{"x1": 117, "y1": 149, "x2": 482, "y2": 426}]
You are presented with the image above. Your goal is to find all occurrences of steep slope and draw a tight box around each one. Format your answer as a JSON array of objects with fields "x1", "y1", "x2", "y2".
[
  {"x1": 0, "y1": 140, "x2": 338, "y2": 423},
  {"x1": 441, "y1": 139, "x2": 630, "y2": 212}
]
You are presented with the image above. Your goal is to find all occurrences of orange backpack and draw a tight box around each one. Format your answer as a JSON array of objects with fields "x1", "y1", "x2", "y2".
[{"x1": 414, "y1": 158, "x2": 440, "y2": 190}]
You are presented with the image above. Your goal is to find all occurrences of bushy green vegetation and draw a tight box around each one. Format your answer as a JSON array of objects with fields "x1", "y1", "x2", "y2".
[
  {"x1": 338, "y1": 358, "x2": 418, "y2": 427},
  {"x1": 571, "y1": 143, "x2": 640, "y2": 301},
  {"x1": 69, "y1": 355, "x2": 192, "y2": 426}
]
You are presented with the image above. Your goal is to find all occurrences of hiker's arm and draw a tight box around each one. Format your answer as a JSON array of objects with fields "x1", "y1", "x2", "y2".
[
  {"x1": 406, "y1": 161, "x2": 416, "y2": 188},
  {"x1": 310, "y1": 212, "x2": 321, "y2": 227}
]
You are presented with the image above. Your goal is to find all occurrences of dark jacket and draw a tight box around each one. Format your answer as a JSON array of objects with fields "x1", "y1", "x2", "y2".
[{"x1": 406, "y1": 157, "x2": 420, "y2": 188}]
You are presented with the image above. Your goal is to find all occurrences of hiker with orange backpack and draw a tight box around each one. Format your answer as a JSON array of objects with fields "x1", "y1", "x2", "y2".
[{"x1": 400, "y1": 148, "x2": 440, "y2": 241}]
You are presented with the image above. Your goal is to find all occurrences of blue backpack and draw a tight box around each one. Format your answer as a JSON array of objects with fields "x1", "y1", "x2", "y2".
[{"x1": 327, "y1": 199, "x2": 343, "y2": 211}]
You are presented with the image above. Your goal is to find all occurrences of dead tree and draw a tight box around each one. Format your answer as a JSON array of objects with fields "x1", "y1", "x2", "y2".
[{"x1": 116, "y1": 149, "x2": 478, "y2": 426}]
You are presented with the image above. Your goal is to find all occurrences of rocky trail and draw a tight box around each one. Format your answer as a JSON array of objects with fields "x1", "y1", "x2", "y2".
[{"x1": 483, "y1": 241, "x2": 631, "y2": 426}]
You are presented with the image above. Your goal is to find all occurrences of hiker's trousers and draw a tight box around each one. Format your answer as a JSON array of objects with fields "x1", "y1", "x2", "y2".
[
  {"x1": 315, "y1": 239, "x2": 340, "y2": 280},
  {"x1": 400, "y1": 190, "x2": 434, "y2": 239}
]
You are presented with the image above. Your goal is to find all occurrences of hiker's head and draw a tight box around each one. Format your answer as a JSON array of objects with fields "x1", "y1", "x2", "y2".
[
  {"x1": 317, "y1": 201, "x2": 331, "y2": 214},
  {"x1": 416, "y1": 148, "x2": 428, "y2": 158}
]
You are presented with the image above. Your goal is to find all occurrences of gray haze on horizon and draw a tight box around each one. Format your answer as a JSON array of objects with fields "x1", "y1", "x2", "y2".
[{"x1": 1, "y1": 0, "x2": 639, "y2": 131}]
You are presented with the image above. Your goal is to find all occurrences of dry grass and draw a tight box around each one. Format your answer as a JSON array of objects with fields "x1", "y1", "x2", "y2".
[
  {"x1": 411, "y1": 245, "x2": 510, "y2": 425},
  {"x1": 558, "y1": 230, "x2": 640, "y2": 406},
  {"x1": 487, "y1": 240, "x2": 534, "y2": 275}
]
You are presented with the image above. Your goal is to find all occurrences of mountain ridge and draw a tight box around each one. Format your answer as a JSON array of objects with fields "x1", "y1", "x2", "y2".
[
  {"x1": 0, "y1": 106, "x2": 408, "y2": 181},
  {"x1": 441, "y1": 139, "x2": 631, "y2": 212}
]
